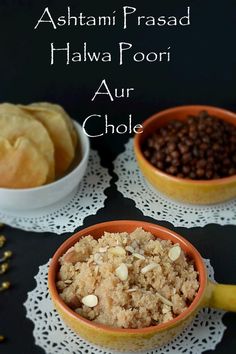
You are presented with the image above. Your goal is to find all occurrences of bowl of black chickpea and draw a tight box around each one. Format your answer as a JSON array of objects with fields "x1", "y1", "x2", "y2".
[{"x1": 134, "y1": 106, "x2": 236, "y2": 205}]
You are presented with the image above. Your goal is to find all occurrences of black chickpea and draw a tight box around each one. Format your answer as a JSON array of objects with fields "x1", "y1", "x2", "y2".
[{"x1": 142, "y1": 111, "x2": 236, "y2": 180}]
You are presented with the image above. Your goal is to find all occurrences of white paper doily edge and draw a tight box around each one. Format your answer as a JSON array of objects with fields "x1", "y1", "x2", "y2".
[
  {"x1": 0, "y1": 149, "x2": 111, "y2": 234},
  {"x1": 114, "y1": 139, "x2": 236, "y2": 228},
  {"x1": 23, "y1": 259, "x2": 227, "y2": 354}
]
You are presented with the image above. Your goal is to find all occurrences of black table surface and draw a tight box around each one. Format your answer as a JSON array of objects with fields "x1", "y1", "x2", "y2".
[{"x1": 0, "y1": 1, "x2": 236, "y2": 353}]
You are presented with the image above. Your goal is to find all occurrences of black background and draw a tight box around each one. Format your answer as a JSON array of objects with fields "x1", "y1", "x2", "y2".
[{"x1": 0, "y1": 1, "x2": 236, "y2": 353}]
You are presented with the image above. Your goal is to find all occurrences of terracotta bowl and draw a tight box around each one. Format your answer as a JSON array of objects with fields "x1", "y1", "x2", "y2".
[
  {"x1": 48, "y1": 220, "x2": 236, "y2": 352},
  {"x1": 134, "y1": 105, "x2": 236, "y2": 204}
]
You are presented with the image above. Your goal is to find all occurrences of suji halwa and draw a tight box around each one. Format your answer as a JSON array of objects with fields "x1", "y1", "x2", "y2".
[{"x1": 57, "y1": 228, "x2": 199, "y2": 329}]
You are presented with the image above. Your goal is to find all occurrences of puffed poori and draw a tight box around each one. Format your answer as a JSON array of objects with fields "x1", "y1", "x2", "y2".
[
  {"x1": 0, "y1": 137, "x2": 49, "y2": 188},
  {"x1": 20, "y1": 103, "x2": 76, "y2": 176},
  {"x1": 0, "y1": 102, "x2": 78, "y2": 188}
]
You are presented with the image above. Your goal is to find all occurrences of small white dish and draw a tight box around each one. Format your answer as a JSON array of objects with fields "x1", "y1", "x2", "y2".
[{"x1": 0, "y1": 121, "x2": 90, "y2": 211}]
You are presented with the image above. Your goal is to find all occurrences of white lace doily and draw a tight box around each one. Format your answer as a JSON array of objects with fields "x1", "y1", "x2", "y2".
[
  {"x1": 24, "y1": 259, "x2": 226, "y2": 354},
  {"x1": 0, "y1": 150, "x2": 111, "y2": 234},
  {"x1": 114, "y1": 139, "x2": 236, "y2": 228}
]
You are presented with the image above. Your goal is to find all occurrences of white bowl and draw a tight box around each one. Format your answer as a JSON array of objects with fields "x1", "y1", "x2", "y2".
[{"x1": 0, "y1": 121, "x2": 90, "y2": 211}]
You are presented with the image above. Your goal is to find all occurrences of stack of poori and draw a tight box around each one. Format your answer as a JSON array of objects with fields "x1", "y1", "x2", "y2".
[{"x1": 0, "y1": 103, "x2": 78, "y2": 189}]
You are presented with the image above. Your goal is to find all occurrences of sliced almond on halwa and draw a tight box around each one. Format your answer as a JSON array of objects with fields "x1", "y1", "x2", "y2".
[
  {"x1": 133, "y1": 253, "x2": 145, "y2": 260},
  {"x1": 168, "y1": 245, "x2": 181, "y2": 262},
  {"x1": 126, "y1": 288, "x2": 137, "y2": 293},
  {"x1": 125, "y1": 246, "x2": 135, "y2": 253},
  {"x1": 94, "y1": 265, "x2": 99, "y2": 275},
  {"x1": 156, "y1": 292, "x2": 173, "y2": 307},
  {"x1": 109, "y1": 246, "x2": 126, "y2": 256},
  {"x1": 94, "y1": 253, "x2": 103, "y2": 265},
  {"x1": 162, "y1": 304, "x2": 171, "y2": 314},
  {"x1": 99, "y1": 246, "x2": 109, "y2": 253},
  {"x1": 115, "y1": 263, "x2": 128, "y2": 281},
  {"x1": 141, "y1": 263, "x2": 158, "y2": 274},
  {"x1": 82, "y1": 294, "x2": 98, "y2": 307}
]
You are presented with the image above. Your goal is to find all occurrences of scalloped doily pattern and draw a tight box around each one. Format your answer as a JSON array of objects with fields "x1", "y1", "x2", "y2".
[
  {"x1": 0, "y1": 150, "x2": 111, "y2": 234},
  {"x1": 24, "y1": 259, "x2": 226, "y2": 354},
  {"x1": 114, "y1": 139, "x2": 236, "y2": 228}
]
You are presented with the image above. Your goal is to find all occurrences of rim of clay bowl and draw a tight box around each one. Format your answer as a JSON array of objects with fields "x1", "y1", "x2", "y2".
[
  {"x1": 134, "y1": 105, "x2": 236, "y2": 185},
  {"x1": 48, "y1": 220, "x2": 207, "y2": 335},
  {"x1": 0, "y1": 120, "x2": 90, "y2": 192}
]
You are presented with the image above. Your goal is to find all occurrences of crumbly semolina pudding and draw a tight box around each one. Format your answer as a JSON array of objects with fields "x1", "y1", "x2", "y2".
[{"x1": 57, "y1": 228, "x2": 199, "y2": 329}]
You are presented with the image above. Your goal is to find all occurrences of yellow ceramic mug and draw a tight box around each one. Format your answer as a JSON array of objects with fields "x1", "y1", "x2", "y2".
[{"x1": 48, "y1": 221, "x2": 236, "y2": 352}]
